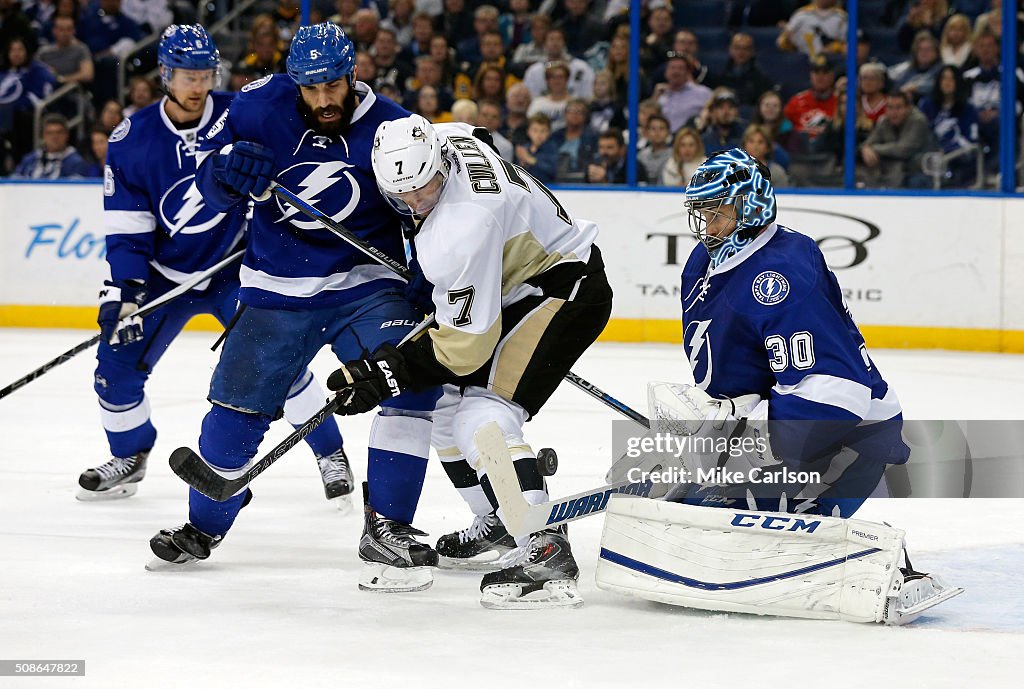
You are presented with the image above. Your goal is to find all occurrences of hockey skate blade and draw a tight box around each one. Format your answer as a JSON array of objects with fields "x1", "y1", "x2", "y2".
[
  {"x1": 75, "y1": 483, "x2": 139, "y2": 501},
  {"x1": 358, "y1": 563, "x2": 433, "y2": 593},
  {"x1": 329, "y1": 492, "x2": 355, "y2": 514},
  {"x1": 885, "y1": 582, "x2": 965, "y2": 625},
  {"x1": 144, "y1": 555, "x2": 200, "y2": 572},
  {"x1": 479, "y1": 579, "x2": 584, "y2": 610},
  {"x1": 437, "y1": 552, "x2": 510, "y2": 572}
]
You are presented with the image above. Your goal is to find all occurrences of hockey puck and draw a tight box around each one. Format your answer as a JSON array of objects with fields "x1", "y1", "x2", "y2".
[{"x1": 537, "y1": 447, "x2": 558, "y2": 476}]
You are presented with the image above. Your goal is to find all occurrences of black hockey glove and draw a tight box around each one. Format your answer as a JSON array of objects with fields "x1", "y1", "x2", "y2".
[
  {"x1": 327, "y1": 344, "x2": 410, "y2": 415},
  {"x1": 97, "y1": 279, "x2": 148, "y2": 346}
]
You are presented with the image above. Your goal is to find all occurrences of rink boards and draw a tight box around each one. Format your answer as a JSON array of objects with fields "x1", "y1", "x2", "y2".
[{"x1": 0, "y1": 181, "x2": 1021, "y2": 352}]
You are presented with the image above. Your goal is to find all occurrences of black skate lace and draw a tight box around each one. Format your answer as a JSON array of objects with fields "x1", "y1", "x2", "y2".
[
  {"x1": 94, "y1": 456, "x2": 136, "y2": 481},
  {"x1": 317, "y1": 451, "x2": 351, "y2": 484},
  {"x1": 458, "y1": 512, "x2": 498, "y2": 544},
  {"x1": 376, "y1": 519, "x2": 419, "y2": 548}
]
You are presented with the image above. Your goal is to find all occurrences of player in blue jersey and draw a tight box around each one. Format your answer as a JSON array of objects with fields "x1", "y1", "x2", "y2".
[
  {"x1": 594, "y1": 149, "x2": 964, "y2": 623},
  {"x1": 79, "y1": 25, "x2": 352, "y2": 507},
  {"x1": 652, "y1": 147, "x2": 909, "y2": 518},
  {"x1": 148, "y1": 23, "x2": 442, "y2": 592}
]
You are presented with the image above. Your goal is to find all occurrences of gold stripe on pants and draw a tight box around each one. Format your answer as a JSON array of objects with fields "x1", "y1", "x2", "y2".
[{"x1": 488, "y1": 297, "x2": 565, "y2": 400}]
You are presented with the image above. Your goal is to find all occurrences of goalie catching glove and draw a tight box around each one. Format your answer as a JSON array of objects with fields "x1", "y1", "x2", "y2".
[
  {"x1": 647, "y1": 381, "x2": 777, "y2": 476},
  {"x1": 97, "y1": 279, "x2": 148, "y2": 346},
  {"x1": 327, "y1": 344, "x2": 410, "y2": 414},
  {"x1": 648, "y1": 381, "x2": 765, "y2": 436}
]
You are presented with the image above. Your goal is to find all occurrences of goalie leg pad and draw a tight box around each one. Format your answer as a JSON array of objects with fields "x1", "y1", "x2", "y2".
[{"x1": 595, "y1": 496, "x2": 961, "y2": 624}]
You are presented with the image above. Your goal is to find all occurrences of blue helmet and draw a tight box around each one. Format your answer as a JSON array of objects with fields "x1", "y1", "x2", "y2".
[
  {"x1": 158, "y1": 25, "x2": 220, "y2": 86},
  {"x1": 684, "y1": 147, "x2": 776, "y2": 251},
  {"x1": 286, "y1": 22, "x2": 356, "y2": 87}
]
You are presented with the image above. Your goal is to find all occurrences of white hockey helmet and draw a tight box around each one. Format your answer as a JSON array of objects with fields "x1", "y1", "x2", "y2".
[{"x1": 372, "y1": 114, "x2": 446, "y2": 215}]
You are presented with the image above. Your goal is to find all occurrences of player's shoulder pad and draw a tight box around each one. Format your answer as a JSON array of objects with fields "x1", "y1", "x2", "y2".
[
  {"x1": 235, "y1": 73, "x2": 291, "y2": 103},
  {"x1": 107, "y1": 116, "x2": 133, "y2": 144},
  {"x1": 740, "y1": 226, "x2": 823, "y2": 312},
  {"x1": 108, "y1": 99, "x2": 161, "y2": 145}
]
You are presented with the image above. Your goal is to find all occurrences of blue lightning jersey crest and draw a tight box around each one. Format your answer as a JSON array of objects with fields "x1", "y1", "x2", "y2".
[
  {"x1": 196, "y1": 75, "x2": 409, "y2": 309},
  {"x1": 103, "y1": 93, "x2": 246, "y2": 284}
]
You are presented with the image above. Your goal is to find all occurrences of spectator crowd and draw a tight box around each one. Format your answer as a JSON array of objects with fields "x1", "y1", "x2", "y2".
[{"x1": 2, "y1": 0, "x2": 1022, "y2": 188}]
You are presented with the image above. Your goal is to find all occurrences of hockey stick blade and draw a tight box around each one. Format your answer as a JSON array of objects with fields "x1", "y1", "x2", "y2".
[
  {"x1": 170, "y1": 396, "x2": 342, "y2": 500},
  {"x1": 474, "y1": 422, "x2": 655, "y2": 538}
]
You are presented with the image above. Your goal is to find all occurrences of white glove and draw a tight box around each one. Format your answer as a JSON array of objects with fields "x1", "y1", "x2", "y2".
[
  {"x1": 647, "y1": 381, "x2": 763, "y2": 436},
  {"x1": 647, "y1": 382, "x2": 778, "y2": 478}
]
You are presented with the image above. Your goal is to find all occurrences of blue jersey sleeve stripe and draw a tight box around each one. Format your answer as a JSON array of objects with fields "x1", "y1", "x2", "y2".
[
  {"x1": 238, "y1": 263, "x2": 406, "y2": 298},
  {"x1": 773, "y1": 374, "x2": 872, "y2": 419},
  {"x1": 105, "y1": 210, "x2": 155, "y2": 235}
]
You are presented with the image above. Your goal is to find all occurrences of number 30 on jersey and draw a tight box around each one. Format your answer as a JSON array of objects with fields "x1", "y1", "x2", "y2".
[{"x1": 764, "y1": 332, "x2": 815, "y2": 372}]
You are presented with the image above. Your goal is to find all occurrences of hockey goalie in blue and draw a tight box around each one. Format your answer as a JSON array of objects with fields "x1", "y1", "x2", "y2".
[
  {"x1": 655, "y1": 148, "x2": 910, "y2": 518},
  {"x1": 593, "y1": 148, "x2": 961, "y2": 626},
  {"x1": 150, "y1": 23, "x2": 442, "y2": 593},
  {"x1": 80, "y1": 25, "x2": 348, "y2": 505}
]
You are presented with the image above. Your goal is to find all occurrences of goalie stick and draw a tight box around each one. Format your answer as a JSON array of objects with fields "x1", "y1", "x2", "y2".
[
  {"x1": 0, "y1": 249, "x2": 244, "y2": 401},
  {"x1": 169, "y1": 317, "x2": 434, "y2": 501},
  {"x1": 263, "y1": 181, "x2": 651, "y2": 428}
]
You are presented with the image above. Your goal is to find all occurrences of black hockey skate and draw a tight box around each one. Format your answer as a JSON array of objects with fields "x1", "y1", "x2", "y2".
[
  {"x1": 146, "y1": 523, "x2": 223, "y2": 571},
  {"x1": 359, "y1": 482, "x2": 437, "y2": 592},
  {"x1": 436, "y1": 511, "x2": 518, "y2": 571},
  {"x1": 76, "y1": 450, "x2": 149, "y2": 501},
  {"x1": 316, "y1": 449, "x2": 355, "y2": 511},
  {"x1": 479, "y1": 529, "x2": 583, "y2": 609}
]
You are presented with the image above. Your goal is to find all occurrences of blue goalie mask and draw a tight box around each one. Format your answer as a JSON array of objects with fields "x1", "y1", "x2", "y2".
[
  {"x1": 684, "y1": 148, "x2": 776, "y2": 251},
  {"x1": 287, "y1": 22, "x2": 356, "y2": 87},
  {"x1": 158, "y1": 24, "x2": 220, "y2": 89}
]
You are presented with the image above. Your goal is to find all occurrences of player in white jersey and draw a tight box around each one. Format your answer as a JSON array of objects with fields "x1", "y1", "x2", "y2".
[{"x1": 326, "y1": 115, "x2": 613, "y2": 608}]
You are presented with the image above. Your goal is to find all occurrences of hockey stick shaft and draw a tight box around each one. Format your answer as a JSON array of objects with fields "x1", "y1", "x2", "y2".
[
  {"x1": 563, "y1": 371, "x2": 650, "y2": 429},
  {"x1": 476, "y1": 422, "x2": 654, "y2": 537},
  {"x1": 268, "y1": 181, "x2": 650, "y2": 428},
  {"x1": 169, "y1": 316, "x2": 434, "y2": 501},
  {"x1": 0, "y1": 249, "x2": 244, "y2": 401},
  {"x1": 268, "y1": 183, "x2": 413, "y2": 280}
]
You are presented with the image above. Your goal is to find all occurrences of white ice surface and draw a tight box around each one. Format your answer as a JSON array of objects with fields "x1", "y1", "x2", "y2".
[{"x1": 1, "y1": 330, "x2": 1022, "y2": 689}]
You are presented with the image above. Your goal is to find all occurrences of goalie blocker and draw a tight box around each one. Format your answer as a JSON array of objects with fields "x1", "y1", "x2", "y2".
[{"x1": 595, "y1": 495, "x2": 963, "y2": 625}]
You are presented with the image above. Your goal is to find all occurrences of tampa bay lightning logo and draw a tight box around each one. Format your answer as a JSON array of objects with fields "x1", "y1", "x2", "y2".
[
  {"x1": 752, "y1": 271, "x2": 790, "y2": 306},
  {"x1": 109, "y1": 118, "x2": 131, "y2": 143},
  {"x1": 158, "y1": 175, "x2": 227, "y2": 236},
  {"x1": 275, "y1": 161, "x2": 360, "y2": 230},
  {"x1": 0, "y1": 73, "x2": 24, "y2": 105},
  {"x1": 242, "y1": 74, "x2": 272, "y2": 92},
  {"x1": 684, "y1": 318, "x2": 713, "y2": 389}
]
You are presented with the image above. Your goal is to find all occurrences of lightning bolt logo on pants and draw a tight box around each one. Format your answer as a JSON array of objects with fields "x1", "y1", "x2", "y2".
[{"x1": 275, "y1": 161, "x2": 360, "y2": 229}]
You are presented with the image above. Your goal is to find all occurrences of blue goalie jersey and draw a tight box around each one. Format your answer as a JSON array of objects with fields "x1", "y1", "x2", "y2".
[
  {"x1": 103, "y1": 93, "x2": 245, "y2": 284},
  {"x1": 195, "y1": 75, "x2": 408, "y2": 310},
  {"x1": 681, "y1": 223, "x2": 909, "y2": 467},
  {"x1": 681, "y1": 223, "x2": 900, "y2": 420}
]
